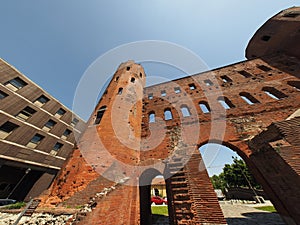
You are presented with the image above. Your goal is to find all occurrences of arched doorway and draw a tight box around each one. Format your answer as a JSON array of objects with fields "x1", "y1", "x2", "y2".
[{"x1": 139, "y1": 169, "x2": 169, "y2": 225}]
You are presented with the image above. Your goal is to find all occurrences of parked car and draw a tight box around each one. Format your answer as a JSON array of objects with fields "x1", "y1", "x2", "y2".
[
  {"x1": 0, "y1": 199, "x2": 16, "y2": 206},
  {"x1": 151, "y1": 196, "x2": 167, "y2": 205}
]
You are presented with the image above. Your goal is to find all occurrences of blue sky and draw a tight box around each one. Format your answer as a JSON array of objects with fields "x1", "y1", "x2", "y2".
[{"x1": 0, "y1": 1, "x2": 298, "y2": 175}]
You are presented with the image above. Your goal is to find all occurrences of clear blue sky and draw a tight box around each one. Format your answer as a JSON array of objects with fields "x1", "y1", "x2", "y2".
[{"x1": 0, "y1": 1, "x2": 298, "y2": 175}]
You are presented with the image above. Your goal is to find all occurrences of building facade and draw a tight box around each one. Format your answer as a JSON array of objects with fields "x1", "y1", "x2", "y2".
[{"x1": 0, "y1": 59, "x2": 85, "y2": 201}]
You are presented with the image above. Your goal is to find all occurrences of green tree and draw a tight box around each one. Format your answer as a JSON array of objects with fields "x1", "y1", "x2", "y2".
[{"x1": 210, "y1": 157, "x2": 261, "y2": 190}]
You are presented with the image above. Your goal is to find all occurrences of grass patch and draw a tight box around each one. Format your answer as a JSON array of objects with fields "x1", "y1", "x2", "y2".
[
  {"x1": 4, "y1": 202, "x2": 26, "y2": 209},
  {"x1": 254, "y1": 206, "x2": 277, "y2": 213},
  {"x1": 151, "y1": 205, "x2": 168, "y2": 216}
]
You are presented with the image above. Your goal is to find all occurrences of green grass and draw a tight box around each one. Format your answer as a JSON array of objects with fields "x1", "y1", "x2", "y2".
[
  {"x1": 254, "y1": 206, "x2": 277, "y2": 213},
  {"x1": 151, "y1": 205, "x2": 168, "y2": 216},
  {"x1": 4, "y1": 202, "x2": 26, "y2": 209}
]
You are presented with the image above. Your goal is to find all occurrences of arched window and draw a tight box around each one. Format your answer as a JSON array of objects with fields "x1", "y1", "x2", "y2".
[
  {"x1": 239, "y1": 92, "x2": 260, "y2": 105},
  {"x1": 131, "y1": 77, "x2": 135, "y2": 83},
  {"x1": 287, "y1": 81, "x2": 300, "y2": 91},
  {"x1": 220, "y1": 75, "x2": 232, "y2": 83},
  {"x1": 149, "y1": 112, "x2": 155, "y2": 123},
  {"x1": 199, "y1": 101, "x2": 210, "y2": 113},
  {"x1": 118, "y1": 87, "x2": 123, "y2": 95},
  {"x1": 218, "y1": 97, "x2": 235, "y2": 109},
  {"x1": 140, "y1": 72, "x2": 143, "y2": 78},
  {"x1": 164, "y1": 109, "x2": 173, "y2": 120},
  {"x1": 262, "y1": 87, "x2": 287, "y2": 100},
  {"x1": 181, "y1": 105, "x2": 191, "y2": 117},
  {"x1": 95, "y1": 106, "x2": 107, "y2": 124}
]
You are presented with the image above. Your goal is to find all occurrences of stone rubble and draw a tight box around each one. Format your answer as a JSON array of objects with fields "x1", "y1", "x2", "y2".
[{"x1": 0, "y1": 212, "x2": 74, "y2": 225}]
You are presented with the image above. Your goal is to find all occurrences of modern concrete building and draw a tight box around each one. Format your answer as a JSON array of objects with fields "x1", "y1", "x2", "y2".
[{"x1": 0, "y1": 58, "x2": 85, "y2": 201}]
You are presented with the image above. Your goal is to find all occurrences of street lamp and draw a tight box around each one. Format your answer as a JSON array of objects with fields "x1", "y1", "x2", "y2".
[{"x1": 6, "y1": 168, "x2": 31, "y2": 199}]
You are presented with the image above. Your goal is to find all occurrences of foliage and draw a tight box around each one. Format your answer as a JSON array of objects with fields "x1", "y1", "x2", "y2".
[
  {"x1": 255, "y1": 206, "x2": 277, "y2": 212},
  {"x1": 4, "y1": 202, "x2": 26, "y2": 209},
  {"x1": 151, "y1": 205, "x2": 168, "y2": 216},
  {"x1": 210, "y1": 157, "x2": 261, "y2": 190}
]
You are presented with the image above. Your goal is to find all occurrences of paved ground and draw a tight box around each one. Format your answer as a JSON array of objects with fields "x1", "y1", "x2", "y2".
[
  {"x1": 151, "y1": 201, "x2": 286, "y2": 225},
  {"x1": 220, "y1": 201, "x2": 286, "y2": 225}
]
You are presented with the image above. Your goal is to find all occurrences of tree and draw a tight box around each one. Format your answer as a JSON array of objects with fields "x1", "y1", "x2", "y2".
[{"x1": 210, "y1": 157, "x2": 261, "y2": 190}]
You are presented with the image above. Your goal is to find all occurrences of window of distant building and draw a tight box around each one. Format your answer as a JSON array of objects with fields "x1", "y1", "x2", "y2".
[
  {"x1": 34, "y1": 95, "x2": 50, "y2": 107},
  {"x1": 55, "y1": 108, "x2": 66, "y2": 118},
  {"x1": 4, "y1": 77, "x2": 27, "y2": 91},
  {"x1": 61, "y1": 129, "x2": 72, "y2": 140},
  {"x1": 0, "y1": 90, "x2": 8, "y2": 99},
  {"x1": 0, "y1": 121, "x2": 19, "y2": 139},
  {"x1": 50, "y1": 142, "x2": 63, "y2": 156},
  {"x1": 161, "y1": 90, "x2": 167, "y2": 97},
  {"x1": 71, "y1": 118, "x2": 79, "y2": 127},
  {"x1": 16, "y1": 106, "x2": 37, "y2": 121},
  {"x1": 42, "y1": 119, "x2": 57, "y2": 132},
  {"x1": 26, "y1": 133, "x2": 44, "y2": 149}
]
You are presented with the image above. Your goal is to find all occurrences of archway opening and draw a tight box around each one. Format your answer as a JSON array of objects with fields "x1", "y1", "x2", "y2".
[
  {"x1": 199, "y1": 143, "x2": 265, "y2": 203},
  {"x1": 140, "y1": 169, "x2": 169, "y2": 225}
]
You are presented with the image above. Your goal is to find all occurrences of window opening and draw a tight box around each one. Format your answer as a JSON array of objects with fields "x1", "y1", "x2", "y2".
[
  {"x1": 149, "y1": 112, "x2": 155, "y2": 123},
  {"x1": 118, "y1": 88, "x2": 123, "y2": 95},
  {"x1": 62, "y1": 129, "x2": 72, "y2": 140},
  {"x1": 34, "y1": 95, "x2": 49, "y2": 107},
  {"x1": 164, "y1": 109, "x2": 173, "y2": 120},
  {"x1": 204, "y1": 79, "x2": 213, "y2": 86},
  {"x1": 55, "y1": 108, "x2": 66, "y2": 118},
  {"x1": 0, "y1": 122, "x2": 19, "y2": 139},
  {"x1": 161, "y1": 90, "x2": 166, "y2": 97},
  {"x1": 257, "y1": 65, "x2": 272, "y2": 72},
  {"x1": 199, "y1": 101, "x2": 210, "y2": 113},
  {"x1": 43, "y1": 119, "x2": 57, "y2": 131},
  {"x1": 189, "y1": 84, "x2": 196, "y2": 90},
  {"x1": 181, "y1": 106, "x2": 191, "y2": 117},
  {"x1": 95, "y1": 106, "x2": 107, "y2": 125},
  {"x1": 262, "y1": 87, "x2": 288, "y2": 100},
  {"x1": 27, "y1": 133, "x2": 45, "y2": 148},
  {"x1": 218, "y1": 97, "x2": 235, "y2": 109},
  {"x1": 239, "y1": 92, "x2": 260, "y2": 105},
  {"x1": 220, "y1": 75, "x2": 232, "y2": 83},
  {"x1": 174, "y1": 87, "x2": 181, "y2": 94},
  {"x1": 238, "y1": 70, "x2": 252, "y2": 78},
  {"x1": 4, "y1": 77, "x2": 27, "y2": 91},
  {"x1": 0, "y1": 90, "x2": 8, "y2": 99},
  {"x1": 16, "y1": 106, "x2": 37, "y2": 121}
]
